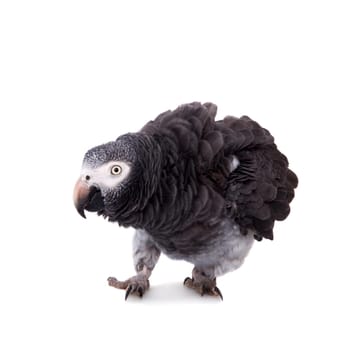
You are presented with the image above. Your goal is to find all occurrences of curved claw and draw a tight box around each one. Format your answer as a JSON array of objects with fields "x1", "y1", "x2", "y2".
[
  {"x1": 183, "y1": 277, "x2": 192, "y2": 285},
  {"x1": 125, "y1": 285, "x2": 133, "y2": 300},
  {"x1": 214, "y1": 286, "x2": 223, "y2": 301},
  {"x1": 125, "y1": 284, "x2": 146, "y2": 300}
]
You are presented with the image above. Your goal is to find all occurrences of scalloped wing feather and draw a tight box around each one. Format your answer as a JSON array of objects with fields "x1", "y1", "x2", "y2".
[{"x1": 140, "y1": 102, "x2": 298, "y2": 240}]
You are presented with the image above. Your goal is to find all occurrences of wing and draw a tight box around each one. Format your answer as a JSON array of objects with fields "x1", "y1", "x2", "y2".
[
  {"x1": 140, "y1": 102, "x2": 298, "y2": 240},
  {"x1": 222, "y1": 116, "x2": 298, "y2": 240}
]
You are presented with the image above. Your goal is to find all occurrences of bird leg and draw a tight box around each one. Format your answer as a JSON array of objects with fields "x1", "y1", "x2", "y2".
[
  {"x1": 108, "y1": 230, "x2": 160, "y2": 300},
  {"x1": 184, "y1": 267, "x2": 223, "y2": 300}
]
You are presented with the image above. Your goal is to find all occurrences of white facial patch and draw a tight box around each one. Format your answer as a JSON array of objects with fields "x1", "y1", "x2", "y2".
[{"x1": 81, "y1": 161, "x2": 131, "y2": 192}]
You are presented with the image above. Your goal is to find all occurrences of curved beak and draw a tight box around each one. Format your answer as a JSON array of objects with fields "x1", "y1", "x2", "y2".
[{"x1": 73, "y1": 178, "x2": 90, "y2": 219}]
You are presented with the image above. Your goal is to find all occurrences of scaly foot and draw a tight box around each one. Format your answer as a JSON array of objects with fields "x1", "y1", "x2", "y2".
[
  {"x1": 107, "y1": 275, "x2": 150, "y2": 300},
  {"x1": 184, "y1": 269, "x2": 223, "y2": 300}
]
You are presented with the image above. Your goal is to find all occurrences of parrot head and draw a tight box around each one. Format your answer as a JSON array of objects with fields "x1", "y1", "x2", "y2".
[{"x1": 73, "y1": 133, "x2": 161, "y2": 222}]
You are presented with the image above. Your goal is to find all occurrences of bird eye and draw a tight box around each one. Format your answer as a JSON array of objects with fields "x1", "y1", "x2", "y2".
[{"x1": 111, "y1": 165, "x2": 122, "y2": 175}]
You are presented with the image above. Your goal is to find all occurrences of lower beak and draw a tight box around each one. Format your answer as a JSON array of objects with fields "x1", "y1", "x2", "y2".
[{"x1": 73, "y1": 178, "x2": 90, "y2": 218}]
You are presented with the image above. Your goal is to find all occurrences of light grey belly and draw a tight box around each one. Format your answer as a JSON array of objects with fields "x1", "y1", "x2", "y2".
[{"x1": 157, "y1": 220, "x2": 255, "y2": 277}]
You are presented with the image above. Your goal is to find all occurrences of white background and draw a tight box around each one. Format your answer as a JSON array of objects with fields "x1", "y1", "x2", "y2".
[{"x1": 0, "y1": 1, "x2": 349, "y2": 349}]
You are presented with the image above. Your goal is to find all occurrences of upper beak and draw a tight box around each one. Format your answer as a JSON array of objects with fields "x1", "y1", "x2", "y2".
[{"x1": 73, "y1": 178, "x2": 90, "y2": 219}]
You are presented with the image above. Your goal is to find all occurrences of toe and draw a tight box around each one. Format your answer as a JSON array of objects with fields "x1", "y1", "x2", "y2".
[
  {"x1": 107, "y1": 277, "x2": 128, "y2": 289},
  {"x1": 107, "y1": 277, "x2": 119, "y2": 287}
]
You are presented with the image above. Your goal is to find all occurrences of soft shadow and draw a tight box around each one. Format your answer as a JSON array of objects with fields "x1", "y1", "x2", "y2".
[{"x1": 125, "y1": 282, "x2": 223, "y2": 304}]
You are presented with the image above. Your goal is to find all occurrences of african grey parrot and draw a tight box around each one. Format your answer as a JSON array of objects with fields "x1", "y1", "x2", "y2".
[{"x1": 73, "y1": 102, "x2": 298, "y2": 300}]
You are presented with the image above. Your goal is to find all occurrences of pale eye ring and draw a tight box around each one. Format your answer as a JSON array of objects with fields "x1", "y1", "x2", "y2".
[{"x1": 111, "y1": 165, "x2": 122, "y2": 175}]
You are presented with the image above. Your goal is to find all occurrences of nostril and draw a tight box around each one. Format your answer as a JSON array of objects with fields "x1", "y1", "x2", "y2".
[{"x1": 85, "y1": 175, "x2": 91, "y2": 181}]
